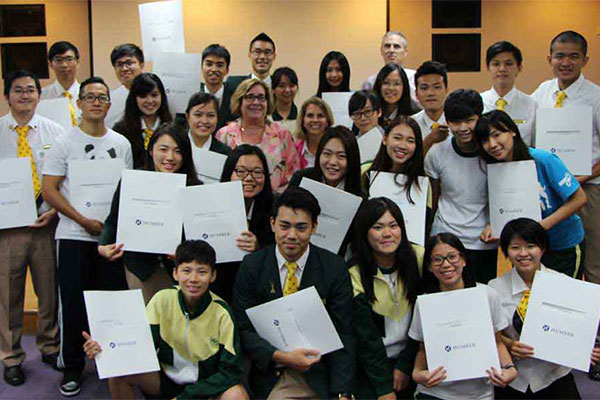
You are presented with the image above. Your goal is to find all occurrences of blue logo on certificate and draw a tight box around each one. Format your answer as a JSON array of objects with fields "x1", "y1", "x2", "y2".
[
  {"x1": 273, "y1": 319, "x2": 280, "y2": 326},
  {"x1": 543, "y1": 324, "x2": 550, "y2": 332},
  {"x1": 444, "y1": 345, "x2": 451, "y2": 352}
]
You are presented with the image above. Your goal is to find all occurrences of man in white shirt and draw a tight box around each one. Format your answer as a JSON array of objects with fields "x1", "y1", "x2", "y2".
[
  {"x1": 481, "y1": 41, "x2": 537, "y2": 146},
  {"x1": 226, "y1": 33, "x2": 276, "y2": 91},
  {"x1": 0, "y1": 70, "x2": 65, "y2": 386},
  {"x1": 105, "y1": 43, "x2": 145, "y2": 128},
  {"x1": 412, "y1": 61, "x2": 449, "y2": 155},
  {"x1": 41, "y1": 41, "x2": 81, "y2": 127},
  {"x1": 361, "y1": 31, "x2": 417, "y2": 101},
  {"x1": 532, "y1": 30, "x2": 600, "y2": 381},
  {"x1": 42, "y1": 76, "x2": 133, "y2": 396}
]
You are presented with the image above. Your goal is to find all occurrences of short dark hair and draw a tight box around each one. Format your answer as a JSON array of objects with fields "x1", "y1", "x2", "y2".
[
  {"x1": 272, "y1": 187, "x2": 321, "y2": 224},
  {"x1": 250, "y1": 32, "x2": 275, "y2": 52},
  {"x1": 421, "y1": 233, "x2": 476, "y2": 293},
  {"x1": 110, "y1": 43, "x2": 144, "y2": 66},
  {"x1": 175, "y1": 240, "x2": 216, "y2": 271},
  {"x1": 78, "y1": 76, "x2": 110, "y2": 99},
  {"x1": 474, "y1": 110, "x2": 532, "y2": 164},
  {"x1": 486, "y1": 41, "x2": 523, "y2": 66},
  {"x1": 202, "y1": 44, "x2": 231, "y2": 68},
  {"x1": 48, "y1": 41, "x2": 80, "y2": 61},
  {"x1": 444, "y1": 89, "x2": 483, "y2": 122},
  {"x1": 348, "y1": 90, "x2": 381, "y2": 114},
  {"x1": 550, "y1": 30, "x2": 587, "y2": 56},
  {"x1": 415, "y1": 61, "x2": 448, "y2": 88},
  {"x1": 185, "y1": 92, "x2": 219, "y2": 114},
  {"x1": 500, "y1": 218, "x2": 549, "y2": 257},
  {"x1": 4, "y1": 69, "x2": 41, "y2": 96},
  {"x1": 272, "y1": 67, "x2": 298, "y2": 88}
]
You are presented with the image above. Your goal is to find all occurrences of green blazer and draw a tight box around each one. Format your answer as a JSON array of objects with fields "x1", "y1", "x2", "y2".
[{"x1": 233, "y1": 244, "x2": 355, "y2": 399}]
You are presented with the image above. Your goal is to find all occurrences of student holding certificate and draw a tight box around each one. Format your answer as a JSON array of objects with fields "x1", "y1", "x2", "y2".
[
  {"x1": 294, "y1": 97, "x2": 334, "y2": 169},
  {"x1": 98, "y1": 122, "x2": 201, "y2": 304},
  {"x1": 409, "y1": 233, "x2": 516, "y2": 400},
  {"x1": 185, "y1": 92, "x2": 231, "y2": 156},
  {"x1": 113, "y1": 73, "x2": 173, "y2": 168},
  {"x1": 475, "y1": 111, "x2": 587, "y2": 278},
  {"x1": 373, "y1": 64, "x2": 420, "y2": 129},
  {"x1": 488, "y1": 218, "x2": 600, "y2": 399},
  {"x1": 348, "y1": 198, "x2": 422, "y2": 399},
  {"x1": 348, "y1": 90, "x2": 384, "y2": 138},
  {"x1": 315, "y1": 51, "x2": 351, "y2": 98}
]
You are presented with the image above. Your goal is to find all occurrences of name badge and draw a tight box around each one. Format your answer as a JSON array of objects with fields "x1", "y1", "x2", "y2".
[{"x1": 513, "y1": 119, "x2": 525, "y2": 124}]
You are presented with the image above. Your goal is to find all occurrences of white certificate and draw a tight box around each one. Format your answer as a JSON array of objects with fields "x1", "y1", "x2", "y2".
[
  {"x1": 0, "y1": 158, "x2": 37, "y2": 229},
  {"x1": 520, "y1": 271, "x2": 600, "y2": 371},
  {"x1": 322, "y1": 92, "x2": 353, "y2": 129},
  {"x1": 153, "y1": 52, "x2": 202, "y2": 114},
  {"x1": 299, "y1": 178, "x2": 361, "y2": 253},
  {"x1": 535, "y1": 107, "x2": 593, "y2": 175},
  {"x1": 180, "y1": 181, "x2": 248, "y2": 263},
  {"x1": 357, "y1": 127, "x2": 383, "y2": 164},
  {"x1": 369, "y1": 172, "x2": 428, "y2": 246},
  {"x1": 138, "y1": 0, "x2": 185, "y2": 62},
  {"x1": 36, "y1": 98, "x2": 74, "y2": 131},
  {"x1": 487, "y1": 160, "x2": 541, "y2": 237},
  {"x1": 84, "y1": 289, "x2": 159, "y2": 379},
  {"x1": 246, "y1": 286, "x2": 343, "y2": 355},
  {"x1": 68, "y1": 160, "x2": 124, "y2": 229},
  {"x1": 418, "y1": 286, "x2": 500, "y2": 382},
  {"x1": 116, "y1": 170, "x2": 185, "y2": 254},
  {"x1": 191, "y1": 148, "x2": 227, "y2": 184},
  {"x1": 105, "y1": 88, "x2": 128, "y2": 129}
]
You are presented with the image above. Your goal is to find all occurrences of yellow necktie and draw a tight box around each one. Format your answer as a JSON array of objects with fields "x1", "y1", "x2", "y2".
[
  {"x1": 63, "y1": 91, "x2": 78, "y2": 126},
  {"x1": 496, "y1": 98, "x2": 508, "y2": 111},
  {"x1": 143, "y1": 129, "x2": 154, "y2": 150},
  {"x1": 516, "y1": 290, "x2": 530, "y2": 322},
  {"x1": 554, "y1": 91, "x2": 567, "y2": 108},
  {"x1": 283, "y1": 262, "x2": 299, "y2": 296},
  {"x1": 431, "y1": 122, "x2": 440, "y2": 130},
  {"x1": 15, "y1": 126, "x2": 41, "y2": 198}
]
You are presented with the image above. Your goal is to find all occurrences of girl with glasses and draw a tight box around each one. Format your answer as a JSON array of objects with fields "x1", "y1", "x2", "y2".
[{"x1": 374, "y1": 64, "x2": 421, "y2": 128}]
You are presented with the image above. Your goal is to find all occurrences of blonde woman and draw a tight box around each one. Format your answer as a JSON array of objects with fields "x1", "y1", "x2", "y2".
[{"x1": 295, "y1": 97, "x2": 334, "y2": 169}]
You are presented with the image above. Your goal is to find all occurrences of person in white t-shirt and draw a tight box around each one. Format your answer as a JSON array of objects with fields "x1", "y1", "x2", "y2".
[
  {"x1": 42, "y1": 76, "x2": 133, "y2": 397},
  {"x1": 481, "y1": 41, "x2": 536, "y2": 146}
]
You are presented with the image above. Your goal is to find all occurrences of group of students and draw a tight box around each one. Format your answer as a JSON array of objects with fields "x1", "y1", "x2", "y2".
[{"x1": 0, "y1": 25, "x2": 599, "y2": 400}]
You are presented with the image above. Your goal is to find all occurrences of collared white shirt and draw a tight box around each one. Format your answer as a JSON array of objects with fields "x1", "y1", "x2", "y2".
[
  {"x1": 275, "y1": 245, "x2": 310, "y2": 290},
  {"x1": 188, "y1": 131, "x2": 212, "y2": 150},
  {"x1": 105, "y1": 85, "x2": 129, "y2": 128},
  {"x1": 41, "y1": 80, "x2": 80, "y2": 103},
  {"x1": 482, "y1": 87, "x2": 537, "y2": 146},
  {"x1": 201, "y1": 83, "x2": 224, "y2": 107},
  {"x1": 532, "y1": 74, "x2": 600, "y2": 184},
  {"x1": 488, "y1": 266, "x2": 571, "y2": 393},
  {"x1": 301, "y1": 141, "x2": 316, "y2": 168},
  {"x1": 251, "y1": 73, "x2": 272, "y2": 88},
  {"x1": 412, "y1": 109, "x2": 447, "y2": 138},
  {"x1": 378, "y1": 268, "x2": 412, "y2": 358}
]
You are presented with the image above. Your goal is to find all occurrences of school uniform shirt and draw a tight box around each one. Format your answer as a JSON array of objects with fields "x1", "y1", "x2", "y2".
[
  {"x1": 251, "y1": 73, "x2": 272, "y2": 88},
  {"x1": 481, "y1": 87, "x2": 537, "y2": 146},
  {"x1": 42, "y1": 126, "x2": 133, "y2": 242},
  {"x1": 276, "y1": 244, "x2": 309, "y2": 289},
  {"x1": 488, "y1": 266, "x2": 571, "y2": 393},
  {"x1": 408, "y1": 283, "x2": 509, "y2": 400},
  {"x1": 0, "y1": 112, "x2": 66, "y2": 213},
  {"x1": 424, "y1": 138, "x2": 495, "y2": 250},
  {"x1": 532, "y1": 74, "x2": 600, "y2": 184},
  {"x1": 41, "y1": 80, "x2": 80, "y2": 105},
  {"x1": 411, "y1": 110, "x2": 447, "y2": 139},
  {"x1": 105, "y1": 85, "x2": 129, "y2": 128},
  {"x1": 200, "y1": 83, "x2": 224, "y2": 107}
]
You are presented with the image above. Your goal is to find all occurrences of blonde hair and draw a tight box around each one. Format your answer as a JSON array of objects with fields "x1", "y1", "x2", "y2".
[
  {"x1": 230, "y1": 78, "x2": 274, "y2": 119},
  {"x1": 295, "y1": 97, "x2": 334, "y2": 141}
]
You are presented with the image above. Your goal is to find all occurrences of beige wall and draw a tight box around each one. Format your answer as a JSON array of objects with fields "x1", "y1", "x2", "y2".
[
  {"x1": 0, "y1": 0, "x2": 90, "y2": 115},
  {"x1": 390, "y1": 0, "x2": 600, "y2": 94}
]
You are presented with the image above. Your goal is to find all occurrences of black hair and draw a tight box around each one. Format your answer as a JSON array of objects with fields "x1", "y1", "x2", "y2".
[
  {"x1": 110, "y1": 43, "x2": 144, "y2": 66},
  {"x1": 79, "y1": 76, "x2": 110, "y2": 99},
  {"x1": 175, "y1": 240, "x2": 216, "y2": 271},
  {"x1": 486, "y1": 41, "x2": 523, "y2": 66},
  {"x1": 351, "y1": 197, "x2": 420, "y2": 304},
  {"x1": 3, "y1": 69, "x2": 41, "y2": 96},
  {"x1": 348, "y1": 90, "x2": 381, "y2": 115},
  {"x1": 373, "y1": 63, "x2": 419, "y2": 126},
  {"x1": 444, "y1": 89, "x2": 483, "y2": 123},
  {"x1": 414, "y1": 61, "x2": 448, "y2": 88},
  {"x1": 314, "y1": 126, "x2": 362, "y2": 196},
  {"x1": 474, "y1": 110, "x2": 532, "y2": 164},
  {"x1": 421, "y1": 233, "x2": 476, "y2": 294},
  {"x1": 201, "y1": 44, "x2": 231, "y2": 68},
  {"x1": 48, "y1": 41, "x2": 80, "y2": 61},
  {"x1": 185, "y1": 92, "x2": 219, "y2": 115},
  {"x1": 368, "y1": 115, "x2": 424, "y2": 203},
  {"x1": 500, "y1": 218, "x2": 549, "y2": 257},
  {"x1": 272, "y1": 187, "x2": 321, "y2": 224},
  {"x1": 272, "y1": 67, "x2": 299, "y2": 88},
  {"x1": 550, "y1": 30, "x2": 587, "y2": 56},
  {"x1": 250, "y1": 32, "x2": 276, "y2": 52},
  {"x1": 316, "y1": 51, "x2": 351, "y2": 97},
  {"x1": 144, "y1": 122, "x2": 201, "y2": 186}
]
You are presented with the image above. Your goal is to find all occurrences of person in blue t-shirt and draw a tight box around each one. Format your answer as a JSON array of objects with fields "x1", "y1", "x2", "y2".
[{"x1": 475, "y1": 110, "x2": 587, "y2": 277}]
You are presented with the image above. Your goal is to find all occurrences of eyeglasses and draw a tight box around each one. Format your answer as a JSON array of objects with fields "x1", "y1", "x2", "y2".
[
  {"x1": 115, "y1": 60, "x2": 138, "y2": 70},
  {"x1": 430, "y1": 252, "x2": 462, "y2": 267},
  {"x1": 11, "y1": 87, "x2": 38, "y2": 96},
  {"x1": 234, "y1": 168, "x2": 265, "y2": 179},
  {"x1": 251, "y1": 49, "x2": 274, "y2": 56},
  {"x1": 80, "y1": 93, "x2": 110, "y2": 104},
  {"x1": 243, "y1": 94, "x2": 267, "y2": 103},
  {"x1": 52, "y1": 56, "x2": 77, "y2": 64},
  {"x1": 351, "y1": 109, "x2": 375, "y2": 120}
]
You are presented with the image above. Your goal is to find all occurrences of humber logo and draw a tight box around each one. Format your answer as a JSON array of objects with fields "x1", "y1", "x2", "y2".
[
  {"x1": 273, "y1": 319, "x2": 280, "y2": 326},
  {"x1": 551, "y1": 147, "x2": 557, "y2": 154},
  {"x1": 135, "y1": 219, "x2": 142, "y2": 226},
  {"x1": 444, "y1": 345, "x2": 451, "y2": 352},
  {"x1": 543, "y1": 324, "x2": 550, "y2": 332},
  {"x1": 499, "y1": 208, "x2": 504, "y2": 215},
  {"x1": 134, "y1": 218, "x2": 164, "y2": 227},
  {"x1": 542, "y1": 324, "x2": 574, "y2": 337},
  {"x1": 202, "y1": 233, "x2": 209, "y2": 239},
  {"x1": 85, "y1": 201, "x2": 92, "y2": 208},
  {"x1": 109, "y1": 342, "x2": 116, "y2": 349}
]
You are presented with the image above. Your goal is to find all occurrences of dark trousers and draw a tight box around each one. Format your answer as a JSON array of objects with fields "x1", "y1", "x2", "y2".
[
  {"x1": 56, "y1": 239, "x2": 127, "y2": 372},
  {"x1": 542, "y1": 242, "x2": 585, "y2": 279},
  {"x1": 465, "y1": 248, "x2": 498, "y2": 284},
  {"x1": 495, "y1": 372, "x2": 580, "y2": 399}
]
